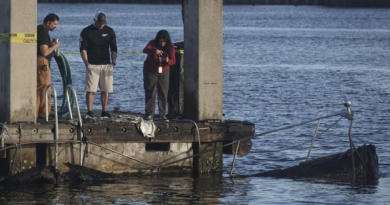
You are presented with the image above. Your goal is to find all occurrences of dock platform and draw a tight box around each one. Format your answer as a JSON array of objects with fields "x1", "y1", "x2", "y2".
[{"x1": 1, "y1": 109, "x2": 255, "y2": 176}]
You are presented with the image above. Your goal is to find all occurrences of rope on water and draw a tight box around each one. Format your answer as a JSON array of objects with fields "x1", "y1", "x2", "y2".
[
  {"x1": 0, "y1": 139, "x2": 160, "y2": 172},
  {"x1": 253, "y1": 117, "x2": 343, "y2": 154},
  {"x1": 155, "y1": 118, "x2": 201, "y2": 168},
  {"x1": 158, "y1": 115, "x2": 346, "y2": 169},
  {"x1": 86, "y1": 141, "x2": 158, "y2": 169}
]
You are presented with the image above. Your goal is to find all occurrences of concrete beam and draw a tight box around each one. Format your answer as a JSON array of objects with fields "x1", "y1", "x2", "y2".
[
  {"x1": 0, "y1": 0, "x2": 37, "y2": 123},
  {"x1": 183, "y1": 0, "x2": 223, "y2": 121}
]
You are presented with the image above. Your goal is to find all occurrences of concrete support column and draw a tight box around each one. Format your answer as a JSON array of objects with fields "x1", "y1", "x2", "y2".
[
  {"x1": 0, "y1": 0, "x2": 37, "y2": 123},
  {"x1": 183, "y1": 0, "x2": 223, "y2": 121},
  {"x1": 193, "y1": 142, "x2": 223, "y2": 176}
]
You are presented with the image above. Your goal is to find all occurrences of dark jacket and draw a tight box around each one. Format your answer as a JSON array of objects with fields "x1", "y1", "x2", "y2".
[
  {"x1": 143, "y1": 40, "x2": 176, "y2": 73},
  {"x1": 79, "y1": 24, "x2": 117, "y2": 65}
]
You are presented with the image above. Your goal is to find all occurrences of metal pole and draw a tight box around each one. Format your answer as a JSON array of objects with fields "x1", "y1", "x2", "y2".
[
  {"x1": 65, "y1": 85, "x2": 84, "y2": 166},
  {"x1": 44, "y1": 85, "x2": 59, "y2": 169},
  {"x1": 306, "y1": 119, "x2": 321, "y2": 161},
  {"x1": 348, "y1": 119, "x2": 355, "y2": 183},
  {"x1": 230, "y1": 141, "x2": 241, "y2": 176}
]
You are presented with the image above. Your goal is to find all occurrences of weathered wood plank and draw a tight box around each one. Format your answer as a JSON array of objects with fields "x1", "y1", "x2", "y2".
[{"x1": 2, "y1": 120, "x2": 254, "y2": 144}]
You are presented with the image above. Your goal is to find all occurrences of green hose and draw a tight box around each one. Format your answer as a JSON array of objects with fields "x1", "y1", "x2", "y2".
[{"x1": 51, "y1": 52, "x2": 75, "y2": 118}]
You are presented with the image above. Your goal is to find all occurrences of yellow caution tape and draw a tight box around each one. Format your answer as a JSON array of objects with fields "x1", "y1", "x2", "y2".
[
  {"x1": 0, "y1": 32, "x2": 37, "y2": 44},
  {"x1": 61, "y1": 51, "x2": 144, "y2": 54},
  {"x1": 117, "y1": 51, "x2": 143, "y2": 54},
  {"x1": 0, "y1": 38, "x2": 37, "y2": 44},
  {"x1": 0, "y1": 33, "x2": 36, "y2": 38},
  {"x1": 61, "y1": 52, "x2": 81, "y2": 54}
]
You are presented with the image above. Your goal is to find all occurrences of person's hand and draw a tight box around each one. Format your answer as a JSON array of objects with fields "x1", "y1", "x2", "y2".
[
  {"x1": 166, "y1": 56, "x2": 169, "y2": 62},
  {"x1": 54, "y1": 41, "x2": 60, "y2": 49},
  {"x1": 156, "y1": 49, "x2": 163, "y2": 56}
]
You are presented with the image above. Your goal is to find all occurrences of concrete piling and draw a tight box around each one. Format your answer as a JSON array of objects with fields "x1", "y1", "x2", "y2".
[
  {"x1": 0, "y1": 0, "x2": 37, "y2": 123},
  {"x1": 183, "y1": 0, "x2": 224, "y2": 122}
]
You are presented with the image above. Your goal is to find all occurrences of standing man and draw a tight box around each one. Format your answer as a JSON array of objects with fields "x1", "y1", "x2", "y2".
[
  {"x1": 37, "y1": 13, "x2": 60, "y2": 119},
  {"x1": 79, "y1": 11, "x2": 117, "y2": 118}
]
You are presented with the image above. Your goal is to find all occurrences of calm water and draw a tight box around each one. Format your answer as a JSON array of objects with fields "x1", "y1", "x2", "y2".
[{"x1": 1, "y1": 4, "x2": 390, "y2": 204}]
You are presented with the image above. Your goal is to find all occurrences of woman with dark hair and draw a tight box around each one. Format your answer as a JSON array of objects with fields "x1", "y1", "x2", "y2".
[{"x1": 143, "y1": 30, "x2": 176, "y2": 121}]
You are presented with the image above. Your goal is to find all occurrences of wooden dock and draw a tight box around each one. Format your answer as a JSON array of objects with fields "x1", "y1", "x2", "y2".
[{"x1": 0, "y1": 109, "x2": 254, "y2": 176}]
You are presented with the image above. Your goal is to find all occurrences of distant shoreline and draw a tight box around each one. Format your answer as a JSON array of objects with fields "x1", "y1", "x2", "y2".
[{"x1": 37, "y1": 0, "x2": 390, "y2": 8}]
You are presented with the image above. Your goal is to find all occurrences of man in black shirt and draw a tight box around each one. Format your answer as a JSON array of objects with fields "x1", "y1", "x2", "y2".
[
  {"x1": 79, "y1": 11, "x2": 117, "y2": 118},
  {"x1": 37, "y1": 13, "x2": 60, "y2": 119}
]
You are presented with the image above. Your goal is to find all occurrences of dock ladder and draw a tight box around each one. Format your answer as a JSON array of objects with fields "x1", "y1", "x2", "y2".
[
  {"x1": 44, "y1": 85, "x2": 59, "y2": 170},
  {"x1": 64, "y1": 85, "x2": 84, "y2": 166},
  {"x1": 45, "y1": 84, "x2": 84, "y2": 169}
]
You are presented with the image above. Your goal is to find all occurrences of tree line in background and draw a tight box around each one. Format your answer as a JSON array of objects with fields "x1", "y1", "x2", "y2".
[{"x1": 38, "y1": 0, "x2": 390, "y2": 7}]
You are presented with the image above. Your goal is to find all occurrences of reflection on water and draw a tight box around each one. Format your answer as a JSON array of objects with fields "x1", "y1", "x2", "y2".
[
  {"x1": 1, "y1": 170, "x2": 389, "y2": 204},
  {"x1": 1, "y1": 176, "x2": 226, "y2": 204}
]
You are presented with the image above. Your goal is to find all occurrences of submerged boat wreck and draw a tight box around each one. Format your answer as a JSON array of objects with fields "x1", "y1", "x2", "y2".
[{"x1": 254, "y1": 144, "x2": 380, "y2": 181}]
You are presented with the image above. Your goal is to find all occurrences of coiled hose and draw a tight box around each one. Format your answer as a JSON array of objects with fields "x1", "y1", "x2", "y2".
[{"x1": 51, "y1": 52, "x2": 75, "y2": 118}]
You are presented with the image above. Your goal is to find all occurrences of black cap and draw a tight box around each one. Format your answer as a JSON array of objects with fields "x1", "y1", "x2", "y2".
[{"x1": 94, "y1": 12, "x2": 107, "y2": 25}]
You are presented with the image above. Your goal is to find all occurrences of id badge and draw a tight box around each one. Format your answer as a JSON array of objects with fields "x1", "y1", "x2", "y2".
[{"x1": 158, "y1": 66, "x2": 162, "y2": 73}]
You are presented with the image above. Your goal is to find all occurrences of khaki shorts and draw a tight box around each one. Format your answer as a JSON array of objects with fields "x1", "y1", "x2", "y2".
[{"x1": 84, "y1": 64, "x2": 113, "y2": 92}]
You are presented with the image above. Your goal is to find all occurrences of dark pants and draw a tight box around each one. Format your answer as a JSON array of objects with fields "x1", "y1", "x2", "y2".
[{"x1": 143, "y1": 70, "x2": 170, "y2": 117}]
